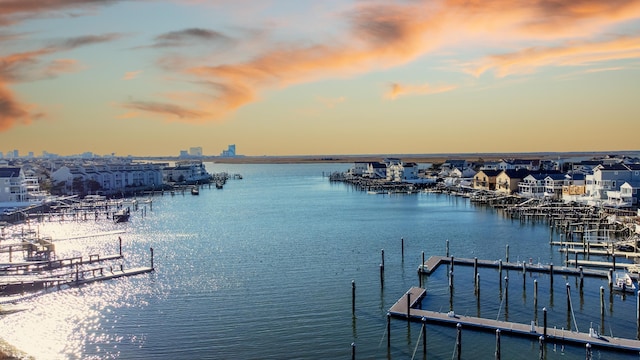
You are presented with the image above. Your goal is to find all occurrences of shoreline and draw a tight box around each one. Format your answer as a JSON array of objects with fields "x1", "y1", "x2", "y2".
[{"x1": 200, "y1": 151, "x2": 639, "y2": 165}]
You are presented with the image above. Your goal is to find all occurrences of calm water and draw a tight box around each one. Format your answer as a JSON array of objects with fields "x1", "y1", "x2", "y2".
[{"x1": 1, "y1": 163, "x2": 638, "y2": 359}]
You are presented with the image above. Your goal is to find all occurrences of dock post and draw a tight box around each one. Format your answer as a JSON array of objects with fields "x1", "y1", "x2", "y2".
[
  {"x1": 567, "y1": 283, "x2": 571, "y2": 330},
  {"x1": 386, "y1": 313, "x2": 391, "y2": 348},
  {"x1": 381, "y1": 249, "x2": 385, "y2": 271},
  {"x1": 380, "y1": 264, "x2": 384, "y2": 288},
  {"x1": 407, "y1": 292, "x2": 411, "y2": 322},
  {"x1": 456, "y1": 323, "x2": 462, "y2": 360},
  {"x1": 119, "y1": 236, "x2": 122, "y2": 257},
  {"x1": 476, "y1": 273, "x2": 480, "y2": 298},
  {"x1": 401, "y1": 237, "x2": 404, "y2": 259},
  {"x1": 351, "y1": 280, "x2": 356, "y2": 316},
  {"x1": 612, "y1": 255, "x2": 616, "y2": 271},
  {"x1": 150, "y1": 247, "x2": 154, "y2": 269},
  {"x1": 495, "y1": 329, "x2": 501, "y2": 360},
  {"x1": 506, "y1": 244, "x2": 509, "y2": 263},
  {"x1": 422, "y1": 317, "x2": 427, "y2": 355},
  {"x1": 585, "y1": 343, "x2": 591, "y2": 360},
  {"x1": 449, "y1": 270, "x2": 454, "y2": 292},
  {"x1": 538, "y1": 336, "x2": 544, "y2": 359},
  {"x1": 574, "y1": 252, "x2": 578, "y2": 268},
  {"x1": 579, "y1": 266, "x2": 584, "y2": 291},
  {"x1": 498, "y1": 260, "x2": 502, "y2": 278},
  {"x1": 446, "y1": 239, "x2": 449, "y2": 257},
  {"x1": 450, "y1": 256, "x2": 454, "y2": 272},
  {"x1": 637, "y1": 290, "x2": 640, "y2": 340},
  {"x1": 543, "y1": 307, "x2": 547, "y2": 339},
  {"x1": 473, "y1": 257, "x2": 478, "y2": 285},
  {"x1": 351, "y1": 342, "x2": 355, "y2": 360},
  {"x1": 600, "y1": 286, "x2": 605, "y2": 318},
  {"x1": 608, "y1": 269, "x2": 613, "y2": 292},
  {"x1": 534, "y1": 279, "x2": 538, "y2": 315},
  {"x1": 549, "y1": 264, "x2": 554, "y2": 286}
]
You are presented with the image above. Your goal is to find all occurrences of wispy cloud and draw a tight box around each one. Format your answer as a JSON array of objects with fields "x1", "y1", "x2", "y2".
[
  {"x1": 0, "y1": 0, "x2": 123, "y2": 26},
  {"x1": 469, "y1": 36, "x2": 640, "y2": 77},
  {"x1": 0, "y1": 32, "x2": 125, "y2": 130},
  {"x1": 149, "y1": 28, "x2": 230, "y2": 48},
  {"x1": 385, "y1": 82, "x2": 456, "y2": 100},
  {"x1": 123, "y1": 70, "x2": 142, "y2": 80}
]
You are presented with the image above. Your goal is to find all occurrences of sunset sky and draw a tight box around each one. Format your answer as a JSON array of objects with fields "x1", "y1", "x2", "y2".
[{"x1": 1, "y1": 0, "x2": 639, "y2": 157}]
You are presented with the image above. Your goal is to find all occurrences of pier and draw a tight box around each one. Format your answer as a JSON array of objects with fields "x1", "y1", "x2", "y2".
[{"x1": 389, "y1": 287, "x2": 640, "y2": 353}]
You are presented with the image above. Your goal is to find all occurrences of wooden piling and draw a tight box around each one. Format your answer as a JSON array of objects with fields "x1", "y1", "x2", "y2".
[
  {"x1": 407, "y1": 292, "x2": 411, "y2": 322},
  {"x1": 351, "y1": 342, "x2": 355, "y2": 360},
  {"x1": 401, "y1": 237, "x2": 404, "y2": 259},
  {"x1": 119, "y1": 236, "x2": 122, "y2": 256},
  {"x1": 543, "y1": 307, "x2": 547, "y2": 339},
  {"x1": 381, "y1": 249, "x2": 385, "y2": 270},
  {"x1": 586, "y1": 343, "x2": 591, "y2": 360},
  {"x1": 387, "y1": 313, "x2": 391, "y2": 348},
  {"x1": 150, "y1": 247, "x2": 154, "y2": 269},
  {"x1": 422, "y1": 317, "x2": 427, "y2": 355},
  {"x1": 446, "y1": 240, "x2": 449, "y2": 257},
  {"x1": 495, "y1": 329, "x2": 501, "y2": 360},
  {"x1": 539, "y1": 336, "x2": 544, "y2": 359},
  {"x1": 506, "y1": 245, "x2": 509, "y2": 263},
  {"x1": 352, "y1": 280, "x2": 356, "y2": 316},
  {"x1": 534, "y1": 279, "x2": 538, "y2": 313},
  {"x1": 600, "y1": 286, "x2": 605, "y2": 318},
  {"x1": 456, "y1": 323, "x2": 462, "y2": 360},
  {"x1": 474, "y1": 257, "x2": 478, "y2": 283},
  {"x1": 579, "y1": 266, "x2": 584, "y2": 291}
]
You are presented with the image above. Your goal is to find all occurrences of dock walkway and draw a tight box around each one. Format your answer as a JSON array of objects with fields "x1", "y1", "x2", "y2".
[
  {"x1": 389, "y1": 287, "x2": 640, "y2": 353},
  {"x1": 419, "y1": 255, "x2": 607, "y2": 278}
]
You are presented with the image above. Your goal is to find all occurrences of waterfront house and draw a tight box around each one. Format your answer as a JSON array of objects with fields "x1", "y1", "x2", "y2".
[
  {"x1": 543, "y1": 173, "x2": 568, "y2": 199},
  {"x1": 480, "y1": 161, "x2": 500, "y2": 171},
  {"x1": 162, "y1": 161, "x2": 210, "y2": 184},
  {"x1": 495, "y1": 169, "x2": 529, "y2": 194},
  {"x1": 364, "y1": 162, "x2": 387, "y2": 179},
  {"x1": 584, "y1": 164, "x2": 633, "y2": 204},
  {"x1": 473, "y1": 170, "x2": 501, "y2": 191},
  {"x1": 498, "y1": 159, "x2": 540, "y2": 171},
  {"x1": 0, "y1": 166, "x2": 28, "y2": 206},
  {"x1": 518, "y1": 173, "x2": 548, "y2": 198}
]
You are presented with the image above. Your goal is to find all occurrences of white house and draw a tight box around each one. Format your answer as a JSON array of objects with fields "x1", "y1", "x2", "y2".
[{"x1": 0, "y1": 166, "x2": 28, "y2": 206}]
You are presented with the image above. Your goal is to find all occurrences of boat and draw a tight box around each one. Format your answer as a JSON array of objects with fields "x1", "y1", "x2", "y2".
[
  {"x1": 191, "y1": 186, "x2": 199, "y2": 195},
  {"x1": 613, "y1": 272, "x2": 636, "y2": 293},
  {"x1": 113, "y1": 208, "x2": 130, "y2": 223},
  {"x1": 215, "y1": 182, "x2": 223, "y2": 189}
]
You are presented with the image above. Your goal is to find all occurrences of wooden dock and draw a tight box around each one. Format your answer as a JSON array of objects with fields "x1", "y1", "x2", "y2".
[
  {"x1": 389, "y1": 287, "x2": 640, "y2": 353},
  {"x1": 418, "y1": 255, "x2": 608, "y2": 278}
]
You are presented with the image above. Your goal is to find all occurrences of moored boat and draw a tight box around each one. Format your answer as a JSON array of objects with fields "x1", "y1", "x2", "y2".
[
  {"x1": 613, "y1": 272, "x2": 636, "y2": 293},
  {"x1": 191, "y1": 186, "x2": 199, "y2": 195},
  {"x1": 113, "y1": 208, "x2": 130, "y2": 223}
]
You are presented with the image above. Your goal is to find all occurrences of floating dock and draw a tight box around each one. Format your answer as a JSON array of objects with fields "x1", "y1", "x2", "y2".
[{"x1": 389, "y1": 287, "x2": 640, "y2": 353}]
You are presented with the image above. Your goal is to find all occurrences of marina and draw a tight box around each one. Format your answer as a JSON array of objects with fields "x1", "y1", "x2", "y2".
[{"x1": 1, "y1": 163, "x2": 639, "y2": 359}]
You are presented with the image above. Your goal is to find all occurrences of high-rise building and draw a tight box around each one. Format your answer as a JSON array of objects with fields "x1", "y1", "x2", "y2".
[
  {"x1": 189, "y1": 147, "x2": 203, "y2": 157},
  {"x1": 221, "y1": 144, "x2": 236, "y2": 157}
]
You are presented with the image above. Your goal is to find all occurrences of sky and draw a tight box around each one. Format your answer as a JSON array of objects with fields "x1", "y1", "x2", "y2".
[{"x1": 1, "y1": 0, "x2": 639, "y2": 157}]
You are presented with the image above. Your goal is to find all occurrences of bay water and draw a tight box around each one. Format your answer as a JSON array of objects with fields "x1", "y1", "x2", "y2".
[{"x1": 1, "y1": 163, "x2": 638, "y2": 359}]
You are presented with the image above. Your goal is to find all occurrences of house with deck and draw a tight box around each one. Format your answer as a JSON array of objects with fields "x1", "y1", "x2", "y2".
[{"x1": 473, "y1": 170, "x2": 501, "y2": 191}]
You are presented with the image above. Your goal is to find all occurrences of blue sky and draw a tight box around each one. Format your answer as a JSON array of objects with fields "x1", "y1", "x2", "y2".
[{"x1": 1, "y1": 0, "x2": 639, "y2": 157}]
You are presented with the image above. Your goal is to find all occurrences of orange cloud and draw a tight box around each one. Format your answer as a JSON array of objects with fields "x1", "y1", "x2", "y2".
[
  {"x1": 470, "y1": 36, "x2": 640, "y2": 77},
  {"x1": 123, "y1": 70, "x2": 142, "y2": 80},
  {"x1": 0, "y1": 85, "x2": 40, "y2": 131},
  {"x1": 386, "y1": 82, "x2": 456, "y2": 100}
]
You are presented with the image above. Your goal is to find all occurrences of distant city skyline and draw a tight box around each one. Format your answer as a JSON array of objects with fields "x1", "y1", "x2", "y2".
[{"x1": 1, "y1": 1, "x2": 639, "y2": 157}]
